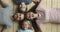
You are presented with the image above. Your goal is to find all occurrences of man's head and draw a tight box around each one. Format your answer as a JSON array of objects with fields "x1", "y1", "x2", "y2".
[
  {"x1": 19, "y1": 2, "x2": 27, "y2": 12},
  {"x1": 13, "y1": 13, "x2": 24, "y2": 21},
  {"x1": 27, "y1": 12, "x2": 41, "y2": 20}
]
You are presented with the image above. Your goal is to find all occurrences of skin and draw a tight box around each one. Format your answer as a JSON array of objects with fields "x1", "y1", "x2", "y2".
[
  {"x1": 14, "y1": 13, "x2": 24, "y2": 21},
  {"x1": 27, "y1": 12, "x2": 41, "y2": 20},
  {"x1": 22, "y1": 21, "x2": 31, "y2": 30},
  {"x1": 19, "y1": 2, "x2": 27, "y2": 12}
]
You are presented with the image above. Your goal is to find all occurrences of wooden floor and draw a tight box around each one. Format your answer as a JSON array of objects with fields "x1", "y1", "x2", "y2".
[{"x1": 0, "y1": 0, "x2": 60, "y2": 32}]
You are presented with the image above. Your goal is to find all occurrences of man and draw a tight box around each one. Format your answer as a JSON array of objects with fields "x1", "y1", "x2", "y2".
[{"x1": 0, "y1": 0, "x2": 13, "y2": 30}]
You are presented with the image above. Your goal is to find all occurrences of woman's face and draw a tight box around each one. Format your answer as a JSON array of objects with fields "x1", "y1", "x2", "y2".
[
  {"x1": 19, "y1": 2, "x2": 26, "y2": 12},
  {"x1": 22, "y1": 21, "x2": 30, "y2": 29},
  {"x1": 27, "y1": 12, "x2": 39, "y2": 20},
  {"x1": 14, "y1": 13, "x2": 24, "y2": 21}
]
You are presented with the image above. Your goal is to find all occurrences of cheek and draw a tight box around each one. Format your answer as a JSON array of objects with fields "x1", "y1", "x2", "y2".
[
  {"x1": 17, "y1": 17, "x2": 20, "y2": 20},
  {"x1": 14, "y1": 15, "x2": 17, "y2": 19},
  {"x1": 24, "y1": 24, "x2": 29, "y2": 27},
  {"x1": 19, "y1": 5, "x2": 21, "y2": 8},
  {"x1": 21, "y1": 15, "x2": 24, "y2": 20}
]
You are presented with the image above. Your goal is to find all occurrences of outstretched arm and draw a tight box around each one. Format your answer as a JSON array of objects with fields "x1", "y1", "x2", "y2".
[{"x1": 0, "y1": 0, "x2": 7, "y2": 8}]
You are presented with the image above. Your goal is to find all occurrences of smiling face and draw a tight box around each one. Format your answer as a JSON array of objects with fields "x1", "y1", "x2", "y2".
[
  {"x1": 14, "y1": 13, "x2": 24, "y2": 21},
  {"x1": 22, "y1": 21, "x2": 31, "y2": 30},
  {"x1": 27, "y1": 12, "x2": 39, "y2": 20},
  {"x1": 19, "y1": 2, "x2": 27, "y2": 12}
]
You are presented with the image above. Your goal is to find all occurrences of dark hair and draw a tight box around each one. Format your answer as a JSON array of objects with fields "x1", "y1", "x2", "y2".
[{"x1": 31, "y1": 19, "x2": 42, "y2": 32}]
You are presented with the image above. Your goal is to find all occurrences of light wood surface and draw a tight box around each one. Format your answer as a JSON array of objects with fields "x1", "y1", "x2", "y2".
[{"x1": 0, "y1": 0, "x2": 60, "y2": 32}]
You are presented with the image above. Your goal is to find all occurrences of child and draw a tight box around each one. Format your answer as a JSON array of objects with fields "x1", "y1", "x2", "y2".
[{"x1": 17, "y1": 20, "x2": 34, "y2": 32}]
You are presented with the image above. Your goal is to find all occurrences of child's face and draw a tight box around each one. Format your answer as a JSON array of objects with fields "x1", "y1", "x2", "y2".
[
  {"x1": 14, "y1": 13, "x2": 24, "y2": 21},
  {"x1": 27, "y1": 12, "x2": 39, "y2": 20},
  {"x1": 19, "y1": 2, "x2": 26, "y2": 12},
  {"x1": 22, "y1": 22, "x2": 30, "y2": 29}
]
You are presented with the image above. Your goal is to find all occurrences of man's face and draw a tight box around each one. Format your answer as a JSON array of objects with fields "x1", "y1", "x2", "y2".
[
  {"x1": 14, "y1": 13, "x2": 24, "y2": 21},
  {"x1": 19, "y1": 2, "x2": 26, "y2": 12},
  {"x1": 27, "y1": 12, "x2": 38, "y2": 20}
]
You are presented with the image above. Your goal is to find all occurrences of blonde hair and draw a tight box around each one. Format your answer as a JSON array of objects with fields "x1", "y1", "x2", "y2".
[{"x1": 23, "y1": 20, "x2": 34, "y2": 30}]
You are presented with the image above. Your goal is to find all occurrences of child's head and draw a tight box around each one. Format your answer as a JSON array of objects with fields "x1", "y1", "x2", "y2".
[
  {"x1": 19, "y1": 2, "x2": 27, "y2": 12},
  {"x1": 27, "y1": 12, "x2": 41, "y2": 20},
  {"x1": 21, "y1": 20, "x2": 33, "y2": 30},
  {"x1": 13, "y1": 13, "x2": 24, "y2": 21}
]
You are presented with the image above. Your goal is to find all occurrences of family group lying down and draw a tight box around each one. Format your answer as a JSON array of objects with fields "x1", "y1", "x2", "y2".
[{"x1": 0, "y1": 0, "x2": 60, "y2": 32}]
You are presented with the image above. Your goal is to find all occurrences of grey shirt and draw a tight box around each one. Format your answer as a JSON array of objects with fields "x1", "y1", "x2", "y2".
[{"x1": 0, "y1": 4, "x2": 13, "y2": 29}]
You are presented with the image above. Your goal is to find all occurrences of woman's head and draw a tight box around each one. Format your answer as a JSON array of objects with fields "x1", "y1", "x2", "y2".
[
  {"x1": 13, "y1": 13, "x2": 24, "y2": 21},
  {"x1": 19, "y1": 2, "x2": 27, "y2": 12},
  {"x1": 27, "y1": 12, "x2": 41, "y2": 20},
  {"x1": 21, "y1": 20, "x2": 33, "y2": 30}
]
